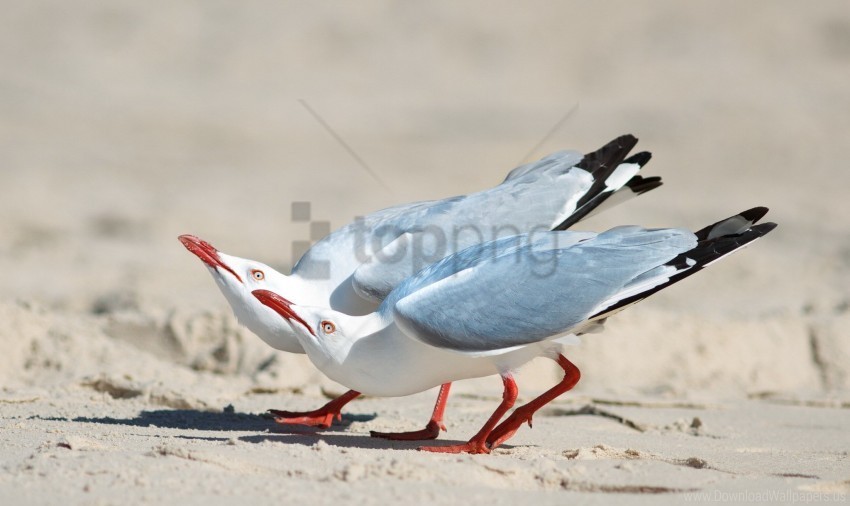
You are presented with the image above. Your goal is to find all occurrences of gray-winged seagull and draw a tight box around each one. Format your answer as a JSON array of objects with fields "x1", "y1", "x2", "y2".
[
  {"x1": 179, "y1": 135, "x2": 661, "y2": 439},
  {"x1": 251, "y1": 208, "x2": 775, "y2": 453}
]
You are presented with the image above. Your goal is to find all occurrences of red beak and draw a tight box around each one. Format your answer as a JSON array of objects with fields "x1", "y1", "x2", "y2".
[
  {"x1": 178, "y1": 235, "x2": 243, "y2": 283},
  {"x1": 252, "y1": 289, "x2": 316, "y2": 337}
]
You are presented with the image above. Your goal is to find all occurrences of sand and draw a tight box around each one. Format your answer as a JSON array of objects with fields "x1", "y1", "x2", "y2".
[{"x1": 1, "y1": 1, "x2": 849, "y2": 504}]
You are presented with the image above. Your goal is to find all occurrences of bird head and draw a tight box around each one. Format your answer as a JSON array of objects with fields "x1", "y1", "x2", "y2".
[
  {"x1": 251, "y1": 289, "x2": 354, "y2": 365},
  {"x1": 177, "y1": 234, "x2": 304, "y2": 353}
]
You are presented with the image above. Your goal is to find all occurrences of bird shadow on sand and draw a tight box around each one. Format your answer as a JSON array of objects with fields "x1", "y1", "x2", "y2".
[
  {"x1": 32, "y1": 408, "x2": 377, "y2": 433},
  {"x1": 238, "y1": 432, "x2": 517, "y2": 452},
  {"x1": 31, "y1": 409, "x2": 505, "y2": 451}
]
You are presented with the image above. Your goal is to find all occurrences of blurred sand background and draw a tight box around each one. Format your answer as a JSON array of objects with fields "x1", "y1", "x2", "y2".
[{"x1": 1, "y1": 1, "x2": 849, "y2": 504}]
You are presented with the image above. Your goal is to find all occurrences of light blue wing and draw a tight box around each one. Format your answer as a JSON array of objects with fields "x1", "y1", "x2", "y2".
[
  {"x1": 350, "y1": 136, "x2": 652, "y2": 301},
  {"x1": 349, "y1": 159, "x2": 593, "y2": 300},
  {"x1": 501, "y1": 150, "x2": 583, "y2": 181},
  {"x1": 291, "y1": 135, "x2": 658, "y2": 310},
  {"x1": 386, "y1": 227, "x2": 697, "y2": 354}
]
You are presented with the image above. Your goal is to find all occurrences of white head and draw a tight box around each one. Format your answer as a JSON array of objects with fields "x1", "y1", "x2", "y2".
[
  {"x1": 251, "y1": 289, "x2": 369, "y2": 367},
  {"x1": 178, "y1": 235, "x2": 305, "y2": 353}
]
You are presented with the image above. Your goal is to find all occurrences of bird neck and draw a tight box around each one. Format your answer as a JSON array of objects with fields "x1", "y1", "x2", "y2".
[{"x1": 337, "y1": 311, "x2": 391, "y2": 338}]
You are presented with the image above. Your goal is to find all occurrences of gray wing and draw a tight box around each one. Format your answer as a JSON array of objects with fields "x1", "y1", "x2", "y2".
[
  {"x1": 290, "y1": 199, "x2": 431, "y2": 282},
  {"x1": 349, "y1": 152, "x2": 594, "y2": 300},
  {"x1": 288, "y1": 154, "x2": 583, "y2": 285},
  {"x1": 352, "y1": 136, "x2": 655, "y2": 301},
  {"x1": 501, "y1": 150, "x2": 583, "y2": 181},
  {"x1": 388, "y1": 227, "x2": 696, "y2": 354}
]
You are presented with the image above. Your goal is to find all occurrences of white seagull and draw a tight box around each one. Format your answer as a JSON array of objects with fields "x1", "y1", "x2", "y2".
[
  {"x1": 251, "y1": 208, "x2": 775, "y2": 454},
  {"x1": 179, "y1": 135, "x2": 661, "y2": 439}
]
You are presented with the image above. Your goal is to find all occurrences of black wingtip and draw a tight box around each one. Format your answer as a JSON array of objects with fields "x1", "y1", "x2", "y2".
[
  {"x1": 623, "y1": 151, "x2": 652, "y2": 167},
  {"x1": 575, "y1": 134, "x2": 639, "y2": 173},
  {"x1": 552, "y1": 135, "x2": 649, "y2": 231},
  {"x1": 589, "y1": 216, "x2": 777, "y2": 321},
  {"x1": 740, "y1": 207, "x2": 770, "y2": 224},
  {"x1": 752, "y1": 222, "x2": 778, "y2": 235},
  {"x1": 694, "y1": 206, "x2": 771, "y2": 241},
  {"x1": 618, "y1": 133, "x2": 638, "y2": 145},
  {"x1": 625, "y1": 175, "x2": 663, "y2": 194}
]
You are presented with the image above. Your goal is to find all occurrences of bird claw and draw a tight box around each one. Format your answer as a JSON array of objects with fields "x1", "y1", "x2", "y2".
[
  {"x1": 268, "y1": 409, "x2": 339, "y2": 429},
  {"x1": 485, "y1": 427, "x2": 519, "y2": 450},
  {"x1": 419, "y1": 440, "x2": 490, "y2": 454},
  {"x1": 370, "y1": 420, "x2": 445, "y2": 441},
  {"x1": 485, "y1": 409, "x2": 534, "y2": 450}
]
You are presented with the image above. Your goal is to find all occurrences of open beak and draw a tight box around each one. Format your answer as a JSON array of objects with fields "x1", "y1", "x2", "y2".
[
  {"x1": 178, "y1": 235, "x2": 243, "y2": 283},
  {"x1": 252, "y1": 289, "x2": 316, "y2": 337}
]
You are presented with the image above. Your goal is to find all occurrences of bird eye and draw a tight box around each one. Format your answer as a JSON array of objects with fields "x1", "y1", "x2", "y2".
[
  {"x1": 321, "y1": 321, "x2": 336, "y2": 334},
  {"x1": 251, "y1": 269, "x2": 265, "y2": 281}
]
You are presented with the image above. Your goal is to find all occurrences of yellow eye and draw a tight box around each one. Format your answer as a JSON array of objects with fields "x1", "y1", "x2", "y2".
[
  {"x1": 321, "y1": 321, "x2": 336, "y2": 334},
  {"x1": 251, "y1": 269, "x2": 265, "y2": 281}
]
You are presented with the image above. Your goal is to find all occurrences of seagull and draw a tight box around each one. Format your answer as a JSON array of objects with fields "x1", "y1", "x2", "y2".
[
  {"x1": 179, "y1": 135, "x2": 661, "y2": 439},
  {"x1": 251, "y1": 208, "x2": 776, "y2": 454}
]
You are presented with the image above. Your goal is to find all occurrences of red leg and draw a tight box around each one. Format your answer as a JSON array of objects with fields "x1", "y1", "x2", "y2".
[
  {"x1": 269, "y1": 390, "x2": 361, "y2": 428},
  {"x1": 486, "y1": 354, "x2": 581, "y2": 449},
  {"x1": 371, "y1": 383, "x2": 452, "y2": 441},
  {"x1": 420, "y1": 375, "x2": 518, "y2": 454}
]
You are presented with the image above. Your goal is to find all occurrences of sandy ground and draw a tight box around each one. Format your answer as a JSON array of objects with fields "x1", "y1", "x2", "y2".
[{"x1": 1, "y1": 1, "x2": 849, "y2": 504}]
